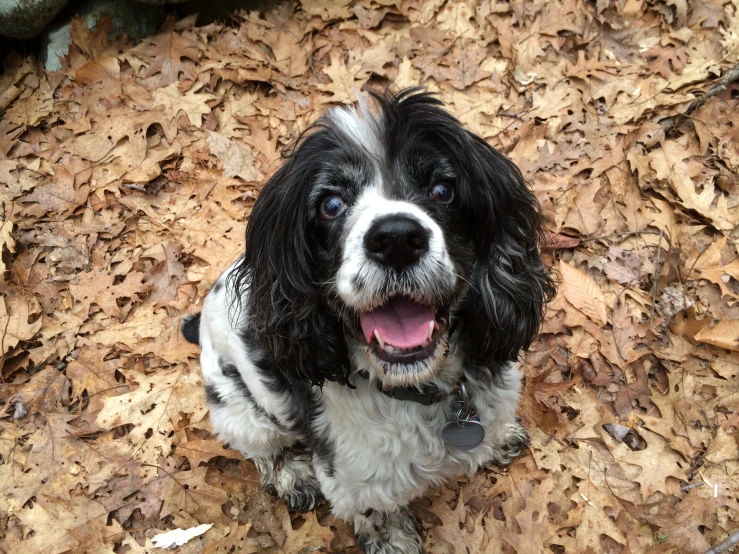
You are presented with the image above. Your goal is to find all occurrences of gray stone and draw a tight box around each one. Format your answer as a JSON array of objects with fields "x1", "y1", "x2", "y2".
[
  {"x1": 132, "y1": 0, "x2": 189, "y2": 4},
  {"x1": 175, "y1": 0, "x2": 276, "y2": 24},
  {"x1": 40, "y1": 0, "x2": 165, "y2": 71},
  {"x1": 0, "y1": 0, "x2": 68, "y2": 38}
]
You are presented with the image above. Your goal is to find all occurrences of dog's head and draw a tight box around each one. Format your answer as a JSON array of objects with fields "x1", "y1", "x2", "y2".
[{"x1": 234, "y1": 89, "x2": 555, "y2": 387}]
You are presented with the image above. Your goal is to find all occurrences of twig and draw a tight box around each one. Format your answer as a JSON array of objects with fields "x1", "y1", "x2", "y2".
[
  {"x1": 497, "y1": 110, "x2": 526, "y2": 121},
  {"x1": 680, "y1": 482, "x2": 705, "y2": 492},
  {"x1": 612, "y1": 285, "x2": 629, "y2": 362},
  {"x1": 662, "y1": 62, "x2": 739, "y2": 131},
  {"x1": 649, "y1": 227, "x2": 665, "y2": 329},
  {"x1": 704, "y1": 530, "x2": 739, "y2": 554},
  {"x1": 581, "y1": 229, "x2": 668, "y2": 244}
]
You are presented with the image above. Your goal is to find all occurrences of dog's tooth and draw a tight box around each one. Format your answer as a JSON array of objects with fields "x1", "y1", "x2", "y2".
[
  {"x1": 428, "y1": 321, "x2": 435, "y2": 341},
  {"x1": 374, "y1": 330, "x2": 385, "y2": 348}
]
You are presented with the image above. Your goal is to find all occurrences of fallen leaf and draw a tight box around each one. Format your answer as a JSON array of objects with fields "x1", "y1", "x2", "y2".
[{"x1": 559, "y1": 261, "x2": 608, "y2": 325}]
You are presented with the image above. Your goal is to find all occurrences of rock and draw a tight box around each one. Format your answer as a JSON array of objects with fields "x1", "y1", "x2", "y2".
[
  {"x1": 40, "y1": 0, "x2": 165, "y2": 71},
  {"x1": 0, "y1": 0, "x2": 69, "y2": 38},
  {"x1": 175, "y1": 0, "x2": 275, "y2": 24},
  {"x1": 133, "y1": 0, "x2": 189, "y2": 3}
]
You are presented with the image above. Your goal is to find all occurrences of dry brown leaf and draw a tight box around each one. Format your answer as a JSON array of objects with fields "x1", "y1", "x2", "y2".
[
  {"x1": 3, "y1": 0, "x2": 739, "y2": 551},
  {"x1": 135, "y1": 22, "x2": 199, "y2": 87},
  {"x1": 558, "y1": 260, "x2": 608, "y2": 325},
  {"x1": 176, "y1": 437, "x2": 245, "y2": 468},
  {"x1": 695, "y1": 319, "x2": 739, "y2": 351},
  {"x1": 0, "y1": 295, "x2": 42, "y2": 355}
]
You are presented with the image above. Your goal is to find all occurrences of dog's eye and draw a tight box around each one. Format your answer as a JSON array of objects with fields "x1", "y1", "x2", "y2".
[
  {"x1": 430, "y1": 183, "x2": 455, "y2": 204},
  {"x1": 320, "y1": 196, "x2": 347, "y2": 220}
]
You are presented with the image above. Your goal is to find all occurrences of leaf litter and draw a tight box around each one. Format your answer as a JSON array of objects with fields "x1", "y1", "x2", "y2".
[{"x1": 1, "y1": 0, "x2": 739, "y2": 552}]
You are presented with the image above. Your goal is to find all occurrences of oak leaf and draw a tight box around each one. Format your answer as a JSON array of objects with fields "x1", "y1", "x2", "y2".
[
  {"x1": 136, "y1": 24, "x2": 199, "y2": 88},
  {"x1": 649, "y1": 140, "x2": 736, "y2": 231},
  {"x1": 95, "y1": 364, "x2": 208, "y2": 469},
  {"x1": 0, "y1": 295, "x2": 42, "y2": 355}
]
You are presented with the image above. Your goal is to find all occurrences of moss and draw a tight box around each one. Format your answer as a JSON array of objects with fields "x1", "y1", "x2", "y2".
[{"x1": 0, "y1": 0, "x2": 69, "y2": 38}]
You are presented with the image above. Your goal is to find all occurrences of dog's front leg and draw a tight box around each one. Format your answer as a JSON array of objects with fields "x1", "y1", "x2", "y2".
[{"x1": 353, "y1": 507, "x2": 422, "y2": 554}]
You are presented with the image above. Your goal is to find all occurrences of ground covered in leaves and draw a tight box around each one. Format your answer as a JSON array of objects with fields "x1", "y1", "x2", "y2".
[{"x1": 1, "y1": 0, "x2": 739, "y2": 552}]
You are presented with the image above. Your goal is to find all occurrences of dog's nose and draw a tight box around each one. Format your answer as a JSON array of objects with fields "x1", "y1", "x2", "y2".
[{"x1": 364, "y1": 215, "x2": 430, "y2": 272}]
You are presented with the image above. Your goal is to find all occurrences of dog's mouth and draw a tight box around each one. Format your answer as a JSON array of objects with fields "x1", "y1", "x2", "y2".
[{"x1": 359, "y1": 296, "x2": 448, "y2": 364}]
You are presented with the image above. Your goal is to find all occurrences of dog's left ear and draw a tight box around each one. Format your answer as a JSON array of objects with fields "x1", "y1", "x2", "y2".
[
  {"x1": 230, "y1": 128, "x2": 351, "y2": 387},
  {"x1": 455, "y1": 133, "x2": 556, "y2": 369}
]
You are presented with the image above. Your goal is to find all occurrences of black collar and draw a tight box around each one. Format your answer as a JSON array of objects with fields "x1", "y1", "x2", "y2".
[{"x1": 356, "y1": 371, "x2": 454, "y2": 406}]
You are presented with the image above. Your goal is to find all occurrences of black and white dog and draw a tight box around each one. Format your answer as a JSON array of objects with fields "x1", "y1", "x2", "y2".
[{"x1": 182, "y1": 89, "x2": 554, "y2": 553}]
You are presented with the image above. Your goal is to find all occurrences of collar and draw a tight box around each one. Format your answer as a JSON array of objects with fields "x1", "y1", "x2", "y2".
[{"x1": 356, "y1": 371, "x2": 458, "y2": 406}]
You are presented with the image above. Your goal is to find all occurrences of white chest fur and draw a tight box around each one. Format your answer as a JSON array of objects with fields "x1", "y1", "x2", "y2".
[{"x1": 312, "y1": 364, "x2": 522, "y2": 519}]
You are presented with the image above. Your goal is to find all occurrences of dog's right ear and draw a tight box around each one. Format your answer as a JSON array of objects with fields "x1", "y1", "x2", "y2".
[{"x1": 229, "y1": 127, "x2": 351, "y2": 387}]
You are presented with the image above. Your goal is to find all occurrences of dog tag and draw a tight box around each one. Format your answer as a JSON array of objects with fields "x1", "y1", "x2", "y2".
[
  {"x1": 442, "y1": 383, "x2": 485, "y2": 450},
  {"x1": 442, "y1": 418, "x2": 485, "y2": 450}
]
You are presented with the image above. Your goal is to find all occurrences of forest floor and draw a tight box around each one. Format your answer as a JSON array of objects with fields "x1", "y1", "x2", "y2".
[{"x1": 1, "y1": 0, "x2": 739, "y2": 552}]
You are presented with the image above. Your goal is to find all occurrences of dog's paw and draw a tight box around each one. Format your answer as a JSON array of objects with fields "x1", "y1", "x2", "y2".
[
  {"x1": 490, "y1": 420, "x2": 530, "y2": 467},
  {"x1": 284, "y1": 478, "x2": 324, "y2": 513},
  {"x1": 356, "y1": 508, "x2": 422, "y2": 554},
  {"x1": 256, "y1": 448, "x2": 323, "y2": 513}
]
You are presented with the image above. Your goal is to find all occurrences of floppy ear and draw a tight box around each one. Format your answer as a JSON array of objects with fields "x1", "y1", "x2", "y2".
[
  {"x1": 230, "y1": 130, "x2": 351, "y2": 387},
  {"x1": 455, "y1": 133, "x2": 556, "y2": 369}
]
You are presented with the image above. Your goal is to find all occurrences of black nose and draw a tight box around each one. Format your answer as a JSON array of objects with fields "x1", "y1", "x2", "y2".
[{"x1": 364, "y1": 215, "x2": 430, "y2": 272}]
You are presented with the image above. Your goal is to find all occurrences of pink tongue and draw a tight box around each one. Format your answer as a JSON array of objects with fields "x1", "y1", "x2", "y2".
[{"x1": 360, "y1": 298, "x2": 435, "y2": 349}]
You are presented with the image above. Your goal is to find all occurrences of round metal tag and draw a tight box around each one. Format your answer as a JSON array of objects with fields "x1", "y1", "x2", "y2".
[{"x1": 441, "y1": 420, "x2": 485, "y2": 450}]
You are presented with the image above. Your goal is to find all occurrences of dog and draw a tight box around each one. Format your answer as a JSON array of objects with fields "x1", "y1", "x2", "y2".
[{"x1": 182, "y1": 88, "x2": 554, "y2": 553}]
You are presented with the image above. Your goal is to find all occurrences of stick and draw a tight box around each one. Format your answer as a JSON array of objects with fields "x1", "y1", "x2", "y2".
[
  {"x1": 662, "y1": 62, "x2": 739, "y2": 131},
  {"x1": 649, "y1": 227, "x2": 664, "y2": 329},
  {"x1": 703, "y1": 530, "x2": 739, "y2": 554}
]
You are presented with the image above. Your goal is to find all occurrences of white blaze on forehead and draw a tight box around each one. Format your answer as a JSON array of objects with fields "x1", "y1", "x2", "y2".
[{"x1": 325, "y1": 101, "x2": 384, "y2": 161}]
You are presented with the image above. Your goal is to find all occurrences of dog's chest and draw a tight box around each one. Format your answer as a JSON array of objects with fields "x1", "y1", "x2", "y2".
[{"x1": 316, "y1": 380, "x2": 490, "y2": 492}]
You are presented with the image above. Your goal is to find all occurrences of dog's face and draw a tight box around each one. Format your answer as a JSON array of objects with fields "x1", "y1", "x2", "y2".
[{"x1": 239, "y1": 89, "x2": 554, "y2": 387}]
